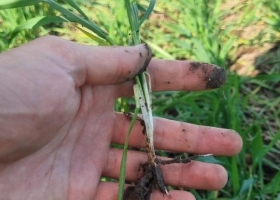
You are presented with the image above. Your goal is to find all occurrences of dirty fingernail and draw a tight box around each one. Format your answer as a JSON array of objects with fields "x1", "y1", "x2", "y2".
[
  {"x1": 189, "y1": 62, "x2": 227, "y2": 89},
  {"x1": 136, "y1": 43, "x2": 153, "y2": 75},
  {"x1": 206, "y1": 65, "x2": 226, "y2": 89}
]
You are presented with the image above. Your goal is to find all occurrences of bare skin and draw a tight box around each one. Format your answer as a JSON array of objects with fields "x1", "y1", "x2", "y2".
[{"x1": 0, "y1": 36, "x2": 242, "y2": 200}]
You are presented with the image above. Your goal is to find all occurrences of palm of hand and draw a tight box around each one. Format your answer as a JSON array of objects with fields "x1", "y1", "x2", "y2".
[
  {"x1": 0, "y1": 48, "x2": 117, "y2": 200},
  {"x1": 5, "y1": 89, "x2": 114, "y2": 199}
]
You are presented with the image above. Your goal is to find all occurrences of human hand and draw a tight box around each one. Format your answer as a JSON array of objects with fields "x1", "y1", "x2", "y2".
[{"x1": 0, "y1": 36, "x2": 242, "y2": 200}]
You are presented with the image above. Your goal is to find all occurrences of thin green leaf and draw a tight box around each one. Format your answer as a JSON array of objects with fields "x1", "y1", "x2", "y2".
[
  {"x1": 251, "y1": 128, "x2": 264, "y2": 167},
  {"x1": 231, "y1": 156, "x2": 240, "y2": 195},
  {"x1": 263, "y1": 130, "x2": 280, "y2": 156},
  {"x1": 67, "y1": 0, "x2": 89, "y2": 20},
  {"x1": 138, "y1": 0, "x2": 155, "y2": 28},
  {"x1": 132, "y1": 3, "x2": 139, "y2": 30},
  {"x1": 252, "y1": 74, "x2": 280, "y2": 82},
  {"x1": 263, "y1": 157, "x2": 280, "y2": 171},
  {"x1": 124, "y1": 0, "x2": 139, "y2": 44},
  {"x1": 271, "y1": 171, "x2": 280, "y2": 196},
  {"x1": 238, "y1": 178, "x2": 254, "y2": 195},
  {"x1": 192, "y1": 39, "x2": 212, "y2": 63},
  {"x1": 9, "y1": 16, "x2": 67, "y2": 43},
  {"x1": 75, "y1": 26, "x2": 109, "y2": 46},
  {"x1": 118, "y1": 107, "x2": 140, "y2": 200},
  {"x1": 124, "y1": 0, "x2": 135, "y2": 31},
  {"x1": 0, "y1": 0, "x2": 41, "y2": 9},
  {"x1": 43, "y1": 0, "x2": 115, "y2": 45},
  {"x1": 144, "y1": 40, "x2": 175, "y2": 59},
  {"x1": 163, "y1": 23, "x2": 191, "y2": 37}
]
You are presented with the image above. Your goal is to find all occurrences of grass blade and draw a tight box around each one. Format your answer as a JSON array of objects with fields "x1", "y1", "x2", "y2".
[
  {"x1": 117, "y1": 112, "x2": 138, "y2": 200},
  {"x1": 144, "y1": 40, "x2": 175, "y2": 59},
  {"x1": 124, "y1": 0, "x2": 140, "y2": 44},
  {"x1": 9, "y1": 16, "x2": 67, "y2": 43},
  {"x1": 75, "y1": 26, "x2": 109, "y2": 46},
  {"x1": 67, "y1": 0, "x2": 89, "y2": 20},
  {"x1": 118, "y1": 85, "x2": 141, "y2": 200},
  {"x1": 231, "y1": 156, "x2": 240, "y2": 195},
  {"x1": 44, "y1": 0, "x2": 115, "y2": 44},
  {"x1": 0, "y1": 0, "x2": 41, "y2": 9},
  {"x1": 138, "y1": 0, "x2": 155, "y2": 28},
  {"x1": 132, "y1": 3, "x2": 139, "y2": 30}
]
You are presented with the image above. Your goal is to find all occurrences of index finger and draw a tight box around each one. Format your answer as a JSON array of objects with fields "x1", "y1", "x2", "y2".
[{"x1": 27, "y1": 36, "x2": 152, "y2": 86}]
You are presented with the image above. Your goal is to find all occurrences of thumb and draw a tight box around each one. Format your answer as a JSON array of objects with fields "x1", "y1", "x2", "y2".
[{"x1": 70, "y1": 40, "x2": 152, "y2": 86}]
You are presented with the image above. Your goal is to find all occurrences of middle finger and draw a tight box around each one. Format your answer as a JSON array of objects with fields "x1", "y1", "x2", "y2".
[{"x1": 112, "y1": 112, "x2": 242, "y2": 156}]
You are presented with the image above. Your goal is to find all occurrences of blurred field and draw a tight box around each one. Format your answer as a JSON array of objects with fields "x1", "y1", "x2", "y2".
[{"x1": 1, "y1": 0, "x2": 280, "y2": 199}]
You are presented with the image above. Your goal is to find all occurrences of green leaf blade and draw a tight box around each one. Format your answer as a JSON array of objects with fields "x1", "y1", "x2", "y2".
[
  {"x1": 138, "y1": 0, "x2": 156, "y2": 28},
  {"x1": 0, "y1": 0, "x2": 41, "y2": 9},
  {"x1": 9, "y1": 16, "x2": 68, "y2": 43}
]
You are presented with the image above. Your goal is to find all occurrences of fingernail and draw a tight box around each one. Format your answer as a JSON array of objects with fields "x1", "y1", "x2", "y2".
[
  {"x1": 206, "y1": 66, "x2": 226, "y2": 89},
  {"x1": 189, "y1": 61, "x2": 227, "y2": 89},
  {"x1": 137, "y1": 43, "x2": 153, "y2": 75}
]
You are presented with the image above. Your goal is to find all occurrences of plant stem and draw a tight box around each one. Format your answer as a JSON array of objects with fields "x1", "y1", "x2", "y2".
[
  {"x1": 125, "y1": 0, "x2": 156, "y2": 165},
  {"x1": 118, "y1": 1, "x2": 157, "y2": 199}
]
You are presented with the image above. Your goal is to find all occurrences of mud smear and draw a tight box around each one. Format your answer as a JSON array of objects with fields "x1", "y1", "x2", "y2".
[
  {"x1": 206, "y1": 67, "x2": 226, "y2": 89},
  {"x1": 124, "y1": 163, "x2": 163, "y2": 200},
  {"x1": 189, "y1": 62, "x2": 227, "y2": 89}
]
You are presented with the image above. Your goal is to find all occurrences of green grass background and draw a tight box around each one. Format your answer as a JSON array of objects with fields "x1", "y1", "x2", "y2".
[{"x1": 1, "y1": 0, "x2": 280, "y2": 199}]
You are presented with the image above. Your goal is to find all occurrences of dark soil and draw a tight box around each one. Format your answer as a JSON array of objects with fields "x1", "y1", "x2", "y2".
[{"x1": 123, "y1": 156, "x2": 201, "y2": 200}]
